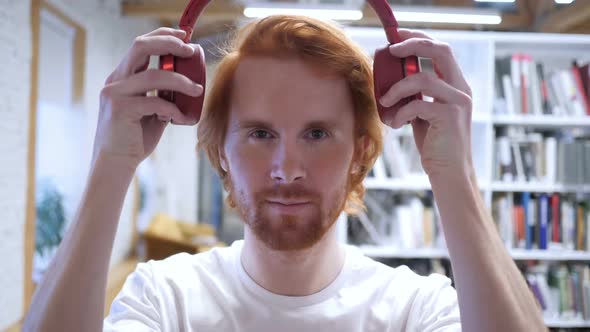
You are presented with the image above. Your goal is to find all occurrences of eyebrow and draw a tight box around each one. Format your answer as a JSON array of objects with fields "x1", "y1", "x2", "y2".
[{"x1": 231, "y1": 119, "x2": 340, "y2": 132}]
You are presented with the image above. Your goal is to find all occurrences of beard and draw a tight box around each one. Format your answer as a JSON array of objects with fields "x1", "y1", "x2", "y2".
[{"x1": 228, "y1": 175, "x2": 349, "y2": 252}]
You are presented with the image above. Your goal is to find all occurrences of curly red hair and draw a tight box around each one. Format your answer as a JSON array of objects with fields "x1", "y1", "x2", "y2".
[{"x1": 196, "y1": 15, "x2": 384, "y2": 215}]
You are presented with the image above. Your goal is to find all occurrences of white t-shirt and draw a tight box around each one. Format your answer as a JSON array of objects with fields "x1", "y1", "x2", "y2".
[{"x1": 104, "y1": 240, "x2": 461, "y2": 331}]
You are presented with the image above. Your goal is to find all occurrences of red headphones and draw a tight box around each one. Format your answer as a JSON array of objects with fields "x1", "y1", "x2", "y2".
[{"x1": 158, "y1": 0, "x2": 421, "y2": 124}]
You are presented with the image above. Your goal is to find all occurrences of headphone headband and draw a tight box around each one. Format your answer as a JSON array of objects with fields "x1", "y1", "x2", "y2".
[
  {"x1": 179, "y1": 0, "x2": 213, "y2": 42},
  {"x1": 179, "y1": 0, "x2": 400, "y2": 44},
  {"x1": 365, "y1": 0, "x2": 401, "y2": 44}
]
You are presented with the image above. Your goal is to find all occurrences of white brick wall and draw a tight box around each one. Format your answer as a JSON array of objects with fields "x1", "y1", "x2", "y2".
[
  {"x1": 0, "y1": 0, "x2": 33, "y2": 328},
  {"x1": 0, "y1": 1, "x2": 158, "y2": 328}
]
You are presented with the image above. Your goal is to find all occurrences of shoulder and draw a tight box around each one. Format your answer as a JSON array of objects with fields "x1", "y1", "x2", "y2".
[
  {"x1": 145, "y1": 242, "x2": 239, "y2": 283},
  {"x1": 344, "y1": 246, "x2": 460, "y2": 329},
  {"x1": 345, "y1": 244, "x2": 453, "y2": 289}
]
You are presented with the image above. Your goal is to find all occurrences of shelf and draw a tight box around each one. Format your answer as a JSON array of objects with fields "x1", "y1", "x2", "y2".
[
  {"x1": 363, "y1": 178, "x2": 493, "y2": 192},
  {"x1": 490, "y1": 181, "x2": 590, "y2": 193},
  {"x1": 510, "y1": 249, "x2": 590, "y2": 261},
  {"x1": 544, "y1": 318, "x2": 590, "y2": 328},
  {"x1": 363, "y1": 177, "x2": 431, "y2": 191},
  {"x1": 492, "y1": 115, "x2": 590, "y2": 128},
  {"x1": 359, "y1": 245, "x2": 590, "y2": 261},
  {"x1": 360, "y1": 246, "x2": 448, "y2": 259}
]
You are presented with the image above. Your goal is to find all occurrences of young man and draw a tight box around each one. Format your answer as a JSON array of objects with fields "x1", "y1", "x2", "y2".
[{"x1": 24, "y1": 16, "x2": 545, "y2": 332}]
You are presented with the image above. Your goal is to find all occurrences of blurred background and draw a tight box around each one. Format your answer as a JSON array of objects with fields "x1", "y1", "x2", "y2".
[{"x1": 1, "y1": 0, "x2": 590, "y2": 330}]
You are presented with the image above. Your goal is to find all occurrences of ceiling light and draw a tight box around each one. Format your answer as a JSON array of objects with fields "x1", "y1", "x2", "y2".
[
  {"x1": 554, "y1": 0, "x2": 574, "y2": 4},
  {"x1": 243, "y1": 4, "x2": 501, "y2": 25},
  {"x1": 474, "y1": 0, "x2": 515, "y2": 3},
  {"x1": 243, "y1": 6, "x2": 363, "y2": 21},
  {"x1": 393, "y1": 6, "x2": 502, "y2": 25}
]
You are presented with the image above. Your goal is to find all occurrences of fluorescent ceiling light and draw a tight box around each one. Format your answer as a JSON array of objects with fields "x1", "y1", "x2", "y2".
[
  {"x1": 394, "y1": 6, "x2": 502, "y2": 25},
  {"x1": 243, "y1": 4, "x2": 501, "y2": 25},
  {"x1": 554, "y1": 0, "x2": 574, "y2": 4},
  {"x1": 474, "y1": 0, "x2": 515, "y2": 3},
  {"x1": 243, "y1": 7, "x2": 363, "y2": 21}
]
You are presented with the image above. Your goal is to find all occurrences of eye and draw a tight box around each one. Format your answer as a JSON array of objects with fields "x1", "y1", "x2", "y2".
[
  {"x1": 250, "y1": 129, "x2": 273, "y2": 139},
  {"x1": 306, "y1": 129, "x2": 329, "y2": 140}
]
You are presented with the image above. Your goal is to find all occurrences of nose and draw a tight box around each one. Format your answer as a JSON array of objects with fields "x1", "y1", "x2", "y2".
[{"x1": 270, "y1": 138, "x2": 305, "y2": 183}]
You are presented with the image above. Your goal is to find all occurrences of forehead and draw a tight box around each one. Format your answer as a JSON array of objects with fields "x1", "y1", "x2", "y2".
[{"x1": 229, "y1": 56, "x2": 354, "y2": 123}]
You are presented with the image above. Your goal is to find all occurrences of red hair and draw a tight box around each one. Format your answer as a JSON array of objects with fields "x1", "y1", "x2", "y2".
[{"x1": 196, "y1": 15, "x2": 384, "y2": 215}]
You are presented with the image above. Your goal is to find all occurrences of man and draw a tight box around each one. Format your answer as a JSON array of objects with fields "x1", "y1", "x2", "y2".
[{"x1": 24, "y1": 15, "x2": 545, "y2": 332}]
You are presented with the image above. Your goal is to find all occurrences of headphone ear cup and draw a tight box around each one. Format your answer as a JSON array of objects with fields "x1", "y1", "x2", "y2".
[
  {"x1": 158, "y1": 54, "x2": 175, "y2": 103},
  {"x1": 175, "y1": 44, "x2": 207, "y2": 124},
  {"x1": 373, "y1": 46, "x2": 420, "y2": 122}
]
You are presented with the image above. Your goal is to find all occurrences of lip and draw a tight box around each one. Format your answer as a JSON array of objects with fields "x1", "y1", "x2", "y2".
[
  {"x1": 266, "y1": 200, "x2": 311, "y2": 213},
  {"x1": 267, "y1": 199, "x2": 310, "y2": 205}
]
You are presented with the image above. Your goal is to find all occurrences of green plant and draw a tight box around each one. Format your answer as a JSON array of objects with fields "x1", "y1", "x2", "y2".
[{"x1": 35, "y1": 181, "x2": 66, "y2": 257}]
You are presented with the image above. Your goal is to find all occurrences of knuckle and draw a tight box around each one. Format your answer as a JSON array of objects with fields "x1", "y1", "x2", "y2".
[
  {"x1": 449, "y1": 103, "x2": 463, "y2": 114},
  {"x1": 100, "y1": 85, "x2": 114, "y2": 100},
  {"x1": 154, "y1": 27, "x2": 172, "y2": 35},
  {"x1": 438, "y1": 42, "x2": 453, "y2": 56},
  {"x1": 171, "y1": 37, "x2": 188, "y2": 51},
  {"x1": 104, "y1": 72, "x2": 116, "y2": 85},
  {"x1": 417, "y1": 38, "x2": 435, "y2": 49},
  {"x1": 171, "y1": 72, "x2": 193, "y2": 90},
  {"x1": 408, "y1": 99, "x2": 422, "y2": 109},
  {"x1": 418, "y1": 72, "x2": 437, "y2": 85},
  {"x1": 460, "y1": 93, "x2": 473, "y2": 109},
  {"x1": 132, "y1": 36, "x2": 147, "y2": 51},
  {"x1": 142, "y1": 68, "x2": 161, "y2": 81},
  {"x1": 108, "y1": 95, "x2": 126, "y2": 111},
  {"x1": 419, "y1": 31, "x2": 434, "y2": 40}
]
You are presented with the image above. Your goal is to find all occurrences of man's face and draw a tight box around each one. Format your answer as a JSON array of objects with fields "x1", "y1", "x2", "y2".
[{"x1": 221, "y1": 56, "x2": 357, "y2": 251}]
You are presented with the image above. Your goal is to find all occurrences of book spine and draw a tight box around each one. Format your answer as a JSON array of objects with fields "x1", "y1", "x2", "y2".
[
  {"x1": 524, "y1": 192, "x2": 534, "y2": 250},
  {"x1": 552, "y1": 193, "x2": 561, "y2": 243},
  {"x1": 572, "y1": 62, "x2": 590, "y2": 115},
  {"x1": 539, "y1": 194, "x2": 549, "y2": 250}
]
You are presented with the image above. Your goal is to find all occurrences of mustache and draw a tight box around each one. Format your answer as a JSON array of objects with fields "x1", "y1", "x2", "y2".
[{"x1": 257, "y1": 183, "x2": 320, "y2": 201}]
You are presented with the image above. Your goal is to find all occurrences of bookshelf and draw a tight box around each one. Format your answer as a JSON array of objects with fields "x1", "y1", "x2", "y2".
[
  {"x1": 492, "y1": 115, "x2": 590, "y2": 128},
  {"x1": 360, "y1": 245, "x2": 590, "y2": 262},
  {"x1": 545, "y1": 318, "x2": 590, "y2": 328},
  {"x1": 490, "y1": 181, "x2": 590, "y2": 194},
  {"x1": 363, "y1": 176, "x2": 431, "y2": 191},
  {"x1": 364, "y1": 179, "x2": 590, "y2": 194},
  {"x1": 343, "y1": 27, "x2": 590, "y2": 330}
]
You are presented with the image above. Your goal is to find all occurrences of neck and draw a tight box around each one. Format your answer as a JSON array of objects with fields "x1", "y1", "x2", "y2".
[{"x1": 240, "y1": 225, "x2": 345, "y2": 296}]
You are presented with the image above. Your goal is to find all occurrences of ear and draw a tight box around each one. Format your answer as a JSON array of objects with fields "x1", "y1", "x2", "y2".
[
  {"x1": 351, "y1": 135, "x2": 369, "y2": 174},
  {"x1": 219, "y1": 149, "x2": 229, "y2": 173}
]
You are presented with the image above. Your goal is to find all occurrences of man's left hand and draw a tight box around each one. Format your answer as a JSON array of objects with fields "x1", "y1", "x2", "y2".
[{"x1": 379, "y1": 29, "x2": 474, "y2": 179}]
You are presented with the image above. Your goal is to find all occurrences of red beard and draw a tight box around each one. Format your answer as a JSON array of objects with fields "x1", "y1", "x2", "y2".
[{"x1": 229, "y1": 178, "x2": 348, "y2": 251}]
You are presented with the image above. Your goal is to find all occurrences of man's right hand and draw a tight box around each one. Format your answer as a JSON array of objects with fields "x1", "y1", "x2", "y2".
[{"x1": 92, "y1": 27, "x2": 204, "y2": 169}]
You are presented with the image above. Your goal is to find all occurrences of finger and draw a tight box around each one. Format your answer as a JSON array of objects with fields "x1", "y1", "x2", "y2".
[
  {"x1": 390, "y1": 29, "x2": 470, "y2": 95},
  {"x1": 157, "y1": 115, "x2": 171, "y2": 122},
  {"x1": 386, "y1": 99, "x2": 440, "y2": 129},
  {"x1": 126, "y1": 35, "x2": 195, "y2": 75},
  {"x1": 107, "y1": 69, "x2": 204, "y2": 98},
  {"x1": 144, "y1": 27, "x2": 187, "y2": 39},
  {"x1": 109, "y1": 34, "x2": 195, "y2": 83},
  {"x1": 130, "y1": 35, "x2": 195, "y2": 60},
  {"x1": 114, "y1": 96, "x2": 194, "y2": 125},
  {"x1": 379, "y1": 72, "x2": 470, "y2": 107}
]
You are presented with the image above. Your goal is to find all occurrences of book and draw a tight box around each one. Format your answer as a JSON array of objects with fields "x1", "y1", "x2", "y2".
[
  {"x1": 523, "y1": 192, "x2": 534, "y2": 250},
  {"x1": 494, "y1": 135, "x2": 590, "y2": 186},
  {"x1": 580, "y1": 63, "x2": 590, "y2": 105},
  {"x1": 577, "y1": 203, "x2": 586, "y2": 251},
  {"x1": 539, "y1": 194, "x2": 549, "y2": 250},
  {"x1": 493, "y1": 54, "x2": 590, "y2": 117},
  {"x1": 551, "y1": 193, "x2": 561, "y2": 243},
  {"x1": 572, "y1": 61, "x2": 590, "y2": 115}
]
